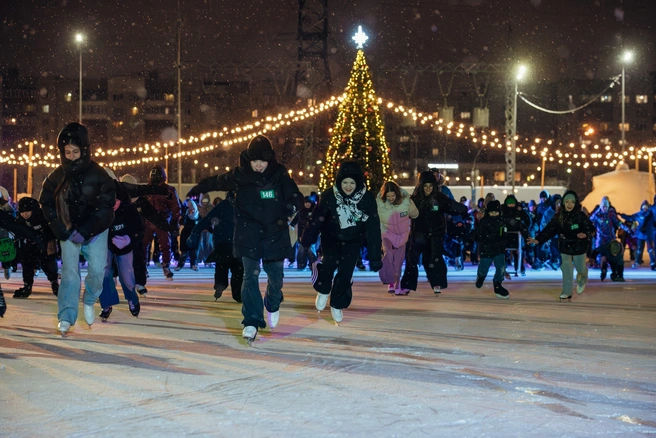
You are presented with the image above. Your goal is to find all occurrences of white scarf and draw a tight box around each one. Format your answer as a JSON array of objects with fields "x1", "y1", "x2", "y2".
[{"x1": 334, "y1": 186, "x2": 368, "y2": 229}]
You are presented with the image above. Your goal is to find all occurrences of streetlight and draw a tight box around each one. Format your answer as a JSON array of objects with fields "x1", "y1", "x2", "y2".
[
  {"x1": 75, "y1": 33, "x2": 85, "y2": 124},
  {"x1": 620, "y1": 50, "x2": 633, "y2": 153},
  {"x1": 511, "y1": 64, "x2": 527, "y2": 191}
]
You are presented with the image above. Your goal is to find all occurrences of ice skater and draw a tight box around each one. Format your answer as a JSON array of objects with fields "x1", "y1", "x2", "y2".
[
  {"x1": 300, "y1": 161, "x2": 382, "y2": 324},
  {"x1": 187, "y1": 135, "x2": 304, "y2": 344},
  {"x1": 528, "y1": 190, "x2": 594, "y2": 301}
]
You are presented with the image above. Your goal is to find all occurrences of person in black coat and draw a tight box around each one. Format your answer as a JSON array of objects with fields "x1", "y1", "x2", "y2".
[
  {"x1": 399, "y1": 171, "x2": 468, "y2": 295},
  {"x1": 501, "y1": 194, "x2": 531, "y2": 276},
  {"x1": 528, "y1": 190, "x2": 595, "y2": 301},
  {"x1": 473, "y1": 200, "x2": 512, "y2": 299},
  {"x1": 290, "y1": 196, "x2": 317, "y2": 270},
  {"x1": 176, "y1": 199, "x2": 202, "y2": 271},
  {"x1": 98, "y1": 180, "x2": 144, "y2": 321},
  {"x1": 13, "y1": 197, "x2": 59, "y2": 298},
  {"x1": 39, "y1": 123, "x2": 116, "y2": 335},
  {"x1": 300, "y1": 161, "x2": 382, "y2": 324},
  {"x1": 187, "y1": 135, "x2": 304, "y2": 343},
  {"x1": 187, "y1": 192, "x2": 244, "y2": 302},
  {"x1": 0, "y1": 209, "x2": 45, "y2": 318}
]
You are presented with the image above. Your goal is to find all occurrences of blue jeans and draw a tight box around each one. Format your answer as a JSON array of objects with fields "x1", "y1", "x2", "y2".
[
  {"x1": 241, "y1": 257, "x2": 284, "y2": 329},
  {"x1": 58, "y1": 229, "x2": 109, "y2": 325},
  {"x1": 477, "y1": 254, "x2": 505, "y2": 283},
  {"x1": 560, "y1": 254, "x2": 587, "y2": 297},
  {"x1": 100, "y1": 250, "x2": 140, "y2": 309}
]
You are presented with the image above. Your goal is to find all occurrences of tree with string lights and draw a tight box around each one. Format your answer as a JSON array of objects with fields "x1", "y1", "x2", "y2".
[{"x1": 319, "y1": 26, "x2": 392, "y2": 192}]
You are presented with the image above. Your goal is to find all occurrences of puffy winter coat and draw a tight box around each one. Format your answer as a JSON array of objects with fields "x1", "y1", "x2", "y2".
[
  {"x1": 376, "y1": 189, "x2": 418, "y2": 248},
  {"x1": 589, "y1": 206, "x2": 620, "y2": 249},
  {"x1": 188, "y1": 151, "x2": 304, "y2": 261},
  {"x1": 620, "y1": 202, "x2": 654, "y2": 241},
  {"x1": 536, "y1": 190, "x2": 595, "y2": 255},
  {"x1": 108, "y1": 201, "x2": 144, "y2": 256},
  {"x1": 475, "y1": 215, "x2": 512, "y2": 258}
]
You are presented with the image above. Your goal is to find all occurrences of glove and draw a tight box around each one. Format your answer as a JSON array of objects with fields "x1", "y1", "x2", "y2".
[
  {"x1": 186, "y1": 232, "x2": 201, "y2": 250},
  {"x1": 186, "y1": 187, "x2": 200, "y2": 199},
  {"x1": 68, "y1": 230, "x2": 85, "y2": 244},
  {"x1": 111, "y1": 235, "x2": 131, "y2": 249},
  {"x1": 369, "y1": 260, "x2": 383, "y2": 272}
]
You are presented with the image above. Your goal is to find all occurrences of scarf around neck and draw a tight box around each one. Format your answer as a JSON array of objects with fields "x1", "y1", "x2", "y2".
[{"x1": 334, "y1": 185, "x2": 368, "y2": 229}]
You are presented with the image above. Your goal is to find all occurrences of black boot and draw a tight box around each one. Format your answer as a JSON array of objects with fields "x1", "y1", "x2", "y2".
[
  {"x1": 493, "y1": 281, "x2": 509, "y2": 299},
  {"x1": 13, "y1": 284, "x2": 32, "y2": 299},
  {"x1": 600, "y1": 267, "x2": 607, "y2": 281},
  {"x1": 475, "y1": 276, "x2": 485, "y2": 289},
  {"x1": 615, "y1": 265, "x2": 625, "y2": 282},
  {"x1": 0, "y1": 288, "x2": 6, "y2": 317},
  {"x1": 214, "y1": 285, "x2": 226, "y2": 301}
]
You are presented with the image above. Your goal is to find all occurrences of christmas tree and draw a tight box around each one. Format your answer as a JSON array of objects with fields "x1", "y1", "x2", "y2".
[{"x1": 320, "y1": 36, "x2": 392, "y2": 192}]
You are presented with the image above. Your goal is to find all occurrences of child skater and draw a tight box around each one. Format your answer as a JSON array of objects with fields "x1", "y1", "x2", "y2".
[
  {"x1": 300, "y1": 161, "x2": 383, "y2": 325},
  {"x1": 528, "y1": 190, "x2": 594, "y2": 301},
  {"x1": 473, "y1": 200, "x2": 519, "y2": 299}
]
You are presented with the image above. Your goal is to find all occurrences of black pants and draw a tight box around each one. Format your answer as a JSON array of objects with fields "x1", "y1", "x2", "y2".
[
  {"x1": 215, "y1": 253, "x2": 244, "y2": 302},
  {"x1": 313, "y1": 238, "x2": 360, "y2": 309},
  {"x1": 20, "y1": 245, "x2": 58, "y2": 285},
  {"x1": 401, "y1": 232, "x2": 447, "y2": 291},
  {"x1": 132, "y1": 238, "x2": 148, "y2": 286}
]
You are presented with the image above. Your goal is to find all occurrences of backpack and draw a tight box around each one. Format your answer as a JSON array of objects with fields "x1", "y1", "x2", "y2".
[{"x1": 0, "y1": 237, "x2": 16, "y2": 263}]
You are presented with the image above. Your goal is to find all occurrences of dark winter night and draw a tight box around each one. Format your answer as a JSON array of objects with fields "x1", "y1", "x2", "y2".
[{"x1": 1, "y1": 1, "x2": 655, "y2": 436}]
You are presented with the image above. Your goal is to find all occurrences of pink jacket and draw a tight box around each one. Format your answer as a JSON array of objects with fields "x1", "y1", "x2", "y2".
[{"x1": 376, "y1": 190, "x2": 419, "y2": 248}]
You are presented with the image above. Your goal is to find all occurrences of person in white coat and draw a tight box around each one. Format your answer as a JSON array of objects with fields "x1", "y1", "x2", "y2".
[{"x1": 376, "y1": 181, "x2": 418, "y2": 295}]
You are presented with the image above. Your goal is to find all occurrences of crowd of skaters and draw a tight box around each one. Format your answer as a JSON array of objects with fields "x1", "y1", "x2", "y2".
[{"x1": 0, "y1": 122, "x2": 654, "y2": 342}]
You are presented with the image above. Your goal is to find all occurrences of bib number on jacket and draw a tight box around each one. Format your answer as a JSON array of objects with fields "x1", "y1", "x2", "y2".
[{"x1": 260, "y1": 190, "x2": 275, "y2": 200}]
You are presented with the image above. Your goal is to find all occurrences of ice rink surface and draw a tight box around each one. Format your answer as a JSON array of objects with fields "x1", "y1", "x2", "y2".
[{"x1": 1, "y1": 264, "x2": 654, "y2": 437}]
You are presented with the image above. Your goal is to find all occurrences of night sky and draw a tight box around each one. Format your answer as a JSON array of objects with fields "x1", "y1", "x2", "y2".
[{"x1": 2, "y1": 0, "x2": 655, "y2": 87}]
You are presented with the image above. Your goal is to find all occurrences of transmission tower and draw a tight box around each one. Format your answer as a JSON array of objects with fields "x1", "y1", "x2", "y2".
[{"x1": 294, "y1": 0, "x2": 332, "y2": 100}]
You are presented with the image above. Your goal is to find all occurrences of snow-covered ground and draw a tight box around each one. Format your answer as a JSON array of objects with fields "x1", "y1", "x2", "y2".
[{"x1": 1, "y1": 264, "x2": 654, "y2": 437}]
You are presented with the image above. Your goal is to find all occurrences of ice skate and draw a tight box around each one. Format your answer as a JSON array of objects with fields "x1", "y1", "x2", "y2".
[
  {"x1": 0, "y1": 289, "x2": 6, "y2": 318},
  {"x1": 162, "y1": 265, "x2": 174, "y2": 281},
  {"x1": 83, "y1": 303, "x2": 95, "y2": 326},
  {"x1": 242, "y1": 326, "x2": 257, "y2": 345},
  {"x1": 475, "y1": 276, "x2": 484, "y2": 289},
  {"x1": 315, "y1": 292, "x2": 328, "y2": 312},
  {"x1": 493, "y1": 281, "x2": 509, "y2": 300},
  {"x1": 576, "y1": 274, "x2": 586, "y2": 294},
  {"x1": 58, "y1": 320, "x2": 71, "y2": 337},
  {"x1": 600, "y1": 267, "x2": 607, "y2": 281},
  {"x1": 387, "y1": 284, "x2": 395, "y2": 294},
  {"x1": 266, "y1": 310, "x2": 279, "y2": 331},
  {"x1": 395, "y1": 288, "x2": 411, "y2": 296},
  {"x1": 330, "y1": 307, "x2": 343, "y2": 325},
  {"x1": 136, "y1": 284, "x2": 148, "y2": 295},
  {"x1": 13, "y1": 284, "x2": 32, "y2": 299},
  {"x1": 214, "y1": 287, "x2": 225, "y2": 301},
  {"x1": 4, "y1": 268, "x2": 10, "y2": 280},
  {"x1": 191, "y1": 265, "x2": 199, "y2": 271},
  {"x1": 559, "y1": 292, "x2": 572, "y2": 302},
  {"x1": 174, "y1": 264, "x2": 183, "y2": 272},
  {"x1": 99, "y1": 306, "x2": 113, "y2": 322},
  {"x1": 433, "y1": 286, "x2": 441, "y2": 295},
  {"x1": 128, "y1": 301, "x2": 140, "y2": 317}
]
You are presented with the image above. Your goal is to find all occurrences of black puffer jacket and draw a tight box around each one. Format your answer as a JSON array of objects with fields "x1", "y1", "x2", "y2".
[
  {"x1": 188, "y1": 138, "x2": 304, "y2": 261},
  {"x1": 501, "y1": 194, "x2": 531, "y2": 238},
  {"x1": 410, "y1": 171, "x2": 468, "y2": 236},
  {"x1": 16, "y1": 197, "x2": 55, "y2": 242},
  {"x1": 535, "y1": 190, "x2": 594, "y2": 255},
  {"x1": 39, "y1": 123, "x2": 116, "y2": 241},
  {"x1": 300, "y1": 162, "x2": 382, "y2": 263}
]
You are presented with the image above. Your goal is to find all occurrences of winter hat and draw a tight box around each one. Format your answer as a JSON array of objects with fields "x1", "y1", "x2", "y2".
[
  {"x1": 335, "y1": 161, "x2": 365, "y2": 194},
  {"x1": 486, "y1": 200, "x2": 501, "y2": 213},
  {"x1": 539, "y1": 190, "x2": 549, "y2": 200},
  {"x1": 528, "y1": 199, "x2": 537, "y2": 208},
  {"x1": 246, "y1": 135, "x2": 276, "y2": 162},
  {"x1": 149, "y1": 165, "x2": 167, "y2": 184},
  {"x1": 641, "y1": 200, "x2": 649, "y2": 210},
  {"x1": 0, "y1": 186, "x2": 9, "y2": 202},
  {"x1": 552, "y1": 194, "x2": 562, "y2": 203},
  {"x1": 563, "y1": 193, "x2": 576, "y2": 203},
  {"x1": 186, "y1": 199, "x2": 199, "y2": 220},
  {"x1": 504, "y1": 194, "x2": 518, "y2": 206},
  {"x1": 120, "y1": 174, "x2": 138, "y2": 184},
  {"x1": 18, "y1": 197, "x2": 39, "y2": 213}
]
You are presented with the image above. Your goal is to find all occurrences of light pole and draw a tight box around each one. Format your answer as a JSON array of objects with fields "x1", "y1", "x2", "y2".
[
  {"x1": 620, "y1": 50, "x2": 633, "y2": 153},
  {"x1": 511, "y1": 64, "x2": 527, "y2": 191},
  {"x1": 75, "y1": 33, "x2": 84, "y2": 124}
]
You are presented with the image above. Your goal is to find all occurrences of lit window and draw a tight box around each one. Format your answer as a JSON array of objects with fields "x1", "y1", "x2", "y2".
[
  {"x1": 65, "y1": 93, "x2": 72, "y2": 102},
  {"x1": 432, "y1": 148, "x2": 439, "y2": 156},
  {"x1": 600, "y1": 95, "x2": 612, "y2": 103},
  {"x1": 460, "y1": 112, "x2": 471, "y2": 119},
  {"x1": 42, "y1": 105, "x2": 50, "y2": 113},
  {"x1": 132, "y1": 106, "x2": 139, "y2": 116},
  {"x1": 636, "y1": 95, "x2": 648, "y2": 104},
  {"x1": 164, "y1": 94, "x2": 174, "y2": 102}
]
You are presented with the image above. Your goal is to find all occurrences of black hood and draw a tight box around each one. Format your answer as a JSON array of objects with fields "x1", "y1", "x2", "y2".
[
  {"x1": 245, "y1": 135, "x2": 276, "y2": 162},
  {"x1": 561, "y1": 190, "x2": 581, "y2": 214},
  {"x1": 486, "y1": 200, "x2": 501, "y2": 213},
  {"x1": 18, "y1": 197, "x2": 40, "y2": 213},
  {"x1": 335, "y1": 161, "x2": 365, "y2": 197},
  {"x1": 504, "y1": 194, "x2": 519, "y2": 206},
  {"x1": 58, "y1": 122, "x2": 92, "y2": 176}
]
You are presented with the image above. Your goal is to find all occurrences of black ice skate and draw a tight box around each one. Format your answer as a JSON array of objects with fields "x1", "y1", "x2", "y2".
[
  {"x1": 600, "y1": 267, "x2": 607, "y2": 281},
  {"x1": 559, "y1": 292, "x2": 572, "y2": 302},
  {"x1": 162, "y1": 265, "x2": 174, "y2": 281},
  {"x1": 475, "y1": 276, "x2": 484, "y2": 289},
  {"x1": 99, "y1": 306, "x2": 113, "y2": 322},
  {"x1": 0, "y1": 288, "x2": 6, "y2": 318},
  {"x1": 128, "y1": 300, "x2": 140, "y2": 317},
  {"x1": 136, "y1": 284, "x2": 148, "y2": 295},
  {"x1": 13, "y1": 284, "x2": 32, "y2": 299},
  {"x1": 213, "y1": 286, "x2": 225, "y2": 301},
  {"x1": 493, "y1": 281, "x2": 509, "y2": 299},
  {"x1": 51, "y1": 281, "x2": 59, "y2": 297}
]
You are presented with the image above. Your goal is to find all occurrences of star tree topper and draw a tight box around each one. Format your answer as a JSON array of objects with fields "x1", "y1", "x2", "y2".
[{"x1": 352, "y1": 26, "x2": 368, "y2": 49}]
